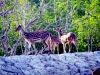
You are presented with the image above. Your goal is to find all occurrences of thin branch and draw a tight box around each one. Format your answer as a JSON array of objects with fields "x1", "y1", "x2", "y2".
[
  {"x1": 36, "y1": 21, "x2": 45, "y2": 30},
  {"x1": 71, "y1": 15, "x2": 89, "y2": 26},
  {"x1": 11, "y1": 37, "x2": 23, "y2": 55},
  {"x1": 0, "y1": 25, "x2": 10, "y2": 56},
  {"x1": 0, "y1": 0, "x2": 4, "y2": 8},
  {"x1": 0, "y1": 0, "x2": 16, "y2": 17},
  {"x1": 25, "y1": 0, "x2": 45, "y2": 29}
]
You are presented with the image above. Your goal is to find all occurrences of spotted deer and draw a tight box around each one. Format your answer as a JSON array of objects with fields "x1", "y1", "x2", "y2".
[
  {"x1": 16, "y1": 25, "x2": 51, "y2": 53},
  {"x1": 49, "y1": 34, "x2": 61, "y2": 54},
  {"x1": 53, "y1": 27, "x2": 78, "y2": 53}
]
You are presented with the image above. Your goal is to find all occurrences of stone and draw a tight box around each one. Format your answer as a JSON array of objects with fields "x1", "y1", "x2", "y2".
[{"x1": 0, "y1": 51, "x2": 100, "y2": 75}]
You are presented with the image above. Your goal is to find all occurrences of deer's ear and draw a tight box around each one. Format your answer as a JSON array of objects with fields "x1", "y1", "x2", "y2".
[{"x1": 18, "y1": 24, "x2": 22, "y2": 27}]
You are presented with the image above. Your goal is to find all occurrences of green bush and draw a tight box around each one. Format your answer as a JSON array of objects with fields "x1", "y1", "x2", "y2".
[{"x1": 0, "y1": 50, "x2": 4, "y2": 56}]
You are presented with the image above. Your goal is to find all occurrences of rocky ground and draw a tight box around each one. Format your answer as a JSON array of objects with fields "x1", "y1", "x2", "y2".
[{"x1": 0, "y1": 51, "x2": 100, "y2": 75}]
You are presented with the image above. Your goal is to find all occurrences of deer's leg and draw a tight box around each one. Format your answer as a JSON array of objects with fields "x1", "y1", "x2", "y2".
[
  {"x1": 25, "y1": 43, "x2": 32, "y2": 55},
  {"x1": 57, "y1": 45, "x2": 59, "y2": 54},
  {"x1": 68, "y1": 42, "x2": 72, "y2": 53},
  {"x1": 32, "y1": 44, "x2": 38, "y2": 55},
  {"x1": 52, "y1": 43, "x2": 57, "y2": 54},
  {"x1": 28, "y1": 43, "x2": 31, "y2": 51},
  {"x1": 24, "y1": 42, "x2": 29, "y2": 54},
  {"x1": 32, "y1": 44, "x2": 36, "y2": 50},
  {"x1": 52, "y1": 46, "x2": 55, "y2": 54},
  {"x1": 48, "y1": 40, "x2": 53, "y2": 53},
  {"x1": 62, "y1": 43, "x2": 66, "y2": 53},
  {"x1": 51, "y1": 43, "x2": 54, "y2": 54},
  {"x1": 73, "y1": 41, "x2": 78, "y2": 52},
  {"x1": 42, "y1": 40, "x2": 48, "y2": 50},
  {"x1": 42, "y1": 39, "x2": 52, "y2": 54}
]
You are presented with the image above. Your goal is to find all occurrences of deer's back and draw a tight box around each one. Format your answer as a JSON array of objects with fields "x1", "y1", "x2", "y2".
[
  {"x1": 22, "y1": 30, "x2": 50, "y2": 42},
  {"x1": 67, "y1": 32, "x2": 76, "y2": 40},
  {"x1": 60, "y1": 32, "x2": 76, "y2": 43},
  {"x1": 51, "y1": 35, "x2": 60, "y2": 43}
]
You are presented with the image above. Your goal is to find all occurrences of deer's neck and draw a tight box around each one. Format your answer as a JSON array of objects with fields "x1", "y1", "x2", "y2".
[
  {"x1": 58, "y1": 30, "x2": 63, "y2": 39},
  {"x1": 20, "y1": 29, "x2": 24, "y2": 35}
]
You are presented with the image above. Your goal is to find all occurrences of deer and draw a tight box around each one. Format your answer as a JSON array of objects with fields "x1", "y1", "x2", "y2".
[
  {"x1": 49, "y1": 34, "x2": 61, "y2": 54},
  {"x1": 92, "y1": 68, "x2": 100, "y2": 75},
  {"x1": 53, "y1": 27, "x2": 78, "y2": 53},
  {"x1": 15, "y1": 25, "x2": 51, "y2": 54}
]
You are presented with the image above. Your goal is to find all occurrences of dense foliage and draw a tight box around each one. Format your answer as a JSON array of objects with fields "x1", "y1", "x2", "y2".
[{"x1": 0, "y1": 0, "x2": 100, "y2": 55}]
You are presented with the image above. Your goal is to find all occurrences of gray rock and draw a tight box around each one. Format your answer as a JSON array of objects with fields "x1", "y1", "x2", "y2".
[{"x1": 0, "y1": 51, "x2": 100, "y2": 75}]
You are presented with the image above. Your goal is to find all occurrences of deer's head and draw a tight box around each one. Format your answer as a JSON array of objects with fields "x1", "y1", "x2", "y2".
[
  {"x1": 15, "y1": 25, "x2": 22, "y2": 32},
  {"x1": 53, "y1": 27, "x2": 62, "y2": 32}
]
